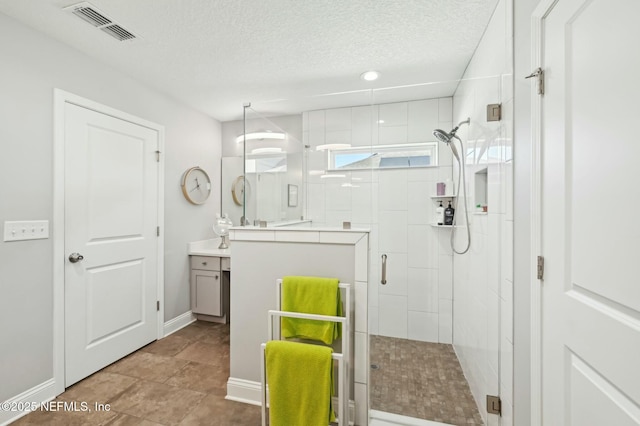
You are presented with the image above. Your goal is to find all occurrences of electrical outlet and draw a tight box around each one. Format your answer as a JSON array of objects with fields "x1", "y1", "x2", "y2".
[{"x1": 3, "y1": 220, "x2": 49, "y2": 242}]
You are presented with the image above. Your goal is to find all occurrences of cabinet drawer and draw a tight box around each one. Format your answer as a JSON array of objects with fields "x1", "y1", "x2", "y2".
[
  {"x1": 190, "y1": 256, "x2": 220, "y2": 271},
  {"x1": 221, "y1": 257, "x2": 230, "y2": 271}
]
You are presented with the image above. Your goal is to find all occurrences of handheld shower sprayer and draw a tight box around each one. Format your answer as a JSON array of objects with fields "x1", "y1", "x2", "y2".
[
  {"x1": 432, "y1": 118, "x2": 470, "y2": 162},
  {"x1": 432, "y1": 118, "x2": 472, "y2": 254},
  {"x1": 432, "y1": 118, "x2": 471, "y2": 143}
]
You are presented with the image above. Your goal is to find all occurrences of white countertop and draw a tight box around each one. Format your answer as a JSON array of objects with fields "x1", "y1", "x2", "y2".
[
  {"x1": 229, "y1": 225, "x2": 370, "y2": 233},
  {"x1": 229, "y1": 226, "x2": 370, "y2": 245},
  {"x1": 187, "y1": 238, "x2": 231, "y2": 257}
]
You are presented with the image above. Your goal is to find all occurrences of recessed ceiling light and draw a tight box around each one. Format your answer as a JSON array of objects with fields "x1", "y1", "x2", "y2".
[{"x1": 360, "y1": 71, "x2": 380, "y2": 82}]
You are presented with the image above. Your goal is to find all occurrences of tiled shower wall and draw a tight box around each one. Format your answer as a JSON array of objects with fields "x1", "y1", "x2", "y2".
[
  {"x1": 302, "y1": 98, "x2": 456, "y2": 344},
  {"x1": 451, "y1": 0, "x2": 514, "y2": 424}
]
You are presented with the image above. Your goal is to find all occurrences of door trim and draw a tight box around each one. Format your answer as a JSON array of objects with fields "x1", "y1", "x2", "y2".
[
  {"x1": 529, "y1": 1, "x2": 559, "y2": 425},
  {"x1": 52, "y1": 89, "x2": 165, "y2": 395}
]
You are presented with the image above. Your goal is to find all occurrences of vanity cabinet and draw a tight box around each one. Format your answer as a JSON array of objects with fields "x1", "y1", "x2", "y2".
[
  {"x1": 190, "y1": 255, "x2": 222, "y2": 317},
  {"x1": 189, "y1": 253, "x2": 231, "y2": 323}
]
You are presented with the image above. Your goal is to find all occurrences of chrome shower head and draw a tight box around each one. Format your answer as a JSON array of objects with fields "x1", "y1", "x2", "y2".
[
  {"x1": 433, "y1": 129, "x2": 460, "y2": 161},
  {"x1": 433, "y1": 129, "x2": 452, "y2": 144},
  {"x1": 433, "y1": 118, "x2": 470, "y2": 144},
  {"x1": 433, "y1": 118, "x2": 469, "y2": 162}
]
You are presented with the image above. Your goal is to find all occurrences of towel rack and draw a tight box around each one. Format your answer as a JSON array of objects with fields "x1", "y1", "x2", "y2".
[{"x1": 260, "y1": 279, "x2": 351, "y2": 426}]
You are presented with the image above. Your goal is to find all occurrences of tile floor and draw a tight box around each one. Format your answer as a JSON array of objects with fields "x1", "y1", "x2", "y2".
[
  {"x1": 12, "y1": 323, "x2": 484, "y2": 426},
  {"x1": 369, "y1": 336, "x2": 484, "y2": 426},
  {"x1": 12, "y1": 321, "x2": 261, "y2": 425}
]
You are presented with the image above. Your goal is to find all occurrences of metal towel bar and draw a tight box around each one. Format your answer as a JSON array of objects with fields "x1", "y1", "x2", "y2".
[{"x1": 260, "y1": 279, "x2": 351, "y2": 426}]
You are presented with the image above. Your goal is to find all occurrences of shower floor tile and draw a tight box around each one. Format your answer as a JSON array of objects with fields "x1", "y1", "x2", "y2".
[{"x1": 370, "y1": 335, "x2": 484, "y2": 426}]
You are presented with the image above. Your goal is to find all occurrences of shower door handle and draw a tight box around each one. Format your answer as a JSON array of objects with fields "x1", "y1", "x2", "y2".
[{"x1": 381, "y1": 254, "x2": 387, "y2": 285}]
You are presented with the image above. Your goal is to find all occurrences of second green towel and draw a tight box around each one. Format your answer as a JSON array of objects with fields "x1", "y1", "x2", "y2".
[{"x1": 265, "y1": 340, "x2": 334, "y2": 426}]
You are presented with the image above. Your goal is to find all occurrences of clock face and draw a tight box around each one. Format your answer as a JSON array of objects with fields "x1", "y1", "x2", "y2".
[
  {"x1": 231, "y1": 176, "x2": 250, "y2": 206},
  {"x1": 181, "y1": 167, "x2": 211, "y2": 205}
]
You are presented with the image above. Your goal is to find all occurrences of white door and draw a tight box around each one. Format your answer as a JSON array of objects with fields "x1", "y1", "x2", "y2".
[
  {"x1": 540, "y1": 0, "x2": 640, "y2": 424},
  {"x1": 64, "y1": 102, "x2": 159, "y2": 386}
]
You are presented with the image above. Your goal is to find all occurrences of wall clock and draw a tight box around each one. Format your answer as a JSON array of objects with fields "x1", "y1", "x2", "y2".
[
  {"x1": 181, "y1": 166, "x2": 211, "y2": 205},
  {"x1": 231, "y1": 175, "x2": 251, "y2": 206}
]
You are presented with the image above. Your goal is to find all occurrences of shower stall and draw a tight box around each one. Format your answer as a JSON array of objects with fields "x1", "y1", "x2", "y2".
[
  {"x1": 223, "y1": 93, "x2": 510, "y2": 426},
  {"x1": 299, "y1": 94, "x2": 492, "y2": 425},
  {"x1": 221, "y1": 1, "x2": 513, "y2": 423}
]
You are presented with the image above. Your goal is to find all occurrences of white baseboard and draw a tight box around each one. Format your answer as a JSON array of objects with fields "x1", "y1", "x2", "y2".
[
  {"x1": 0, "y1": 379, "x2": 57, "y2": 426},
  {"x1": 163, "y1": 310, "x2": 196, "y2": 337},
  {"x1": 225, "y1": 377, "x2": 262, "y2": 406}
]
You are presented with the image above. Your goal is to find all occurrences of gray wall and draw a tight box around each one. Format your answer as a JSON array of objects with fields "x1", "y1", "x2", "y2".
[{"x1": 0, "y1": 13, "x2": 221, "y2": 402}]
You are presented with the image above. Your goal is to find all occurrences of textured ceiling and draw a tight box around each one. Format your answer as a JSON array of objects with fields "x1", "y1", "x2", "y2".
[{"x1": 0, "y1": 0, "x2": 499, "y2": 121}]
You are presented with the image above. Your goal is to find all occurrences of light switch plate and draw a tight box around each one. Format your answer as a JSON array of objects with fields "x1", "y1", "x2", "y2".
[{"x1": 3, "y1": 220, "x2": 50, "y2": 242}]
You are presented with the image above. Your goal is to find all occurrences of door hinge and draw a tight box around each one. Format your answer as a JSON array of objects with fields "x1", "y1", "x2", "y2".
[
  {"x1": 155, "y1": 150, "x2": 161, "y2": 162},
  {"x1": 157, "y1": 226, "x2": 160, "y2": 237},
  {"x1": 487, "y1": 395, "x2": 502, "y2": 415},
  {"x1": 525, "y1": 67, "x2": 544, "y2": 95},
  {"x1": 487, "y1": 103, "x2": 501, "y2": 122},
  {"x1": 537, "y1": 255, "x2": 545, "y2": 280},
  {"x1": 156, "y1": 300, "x2": 160, "y2": 311}
]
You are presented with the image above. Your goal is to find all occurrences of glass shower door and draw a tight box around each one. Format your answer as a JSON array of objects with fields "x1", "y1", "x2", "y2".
[{"x1": 365, "y1": 87, "x2": 464, "y2": 423}]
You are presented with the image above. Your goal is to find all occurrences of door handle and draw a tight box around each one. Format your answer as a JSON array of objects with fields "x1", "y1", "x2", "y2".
[
  {"x1": 381, "y1": 254, "x2": 387, "y2": 285},
  {"x1": 69, "y1": 252, "x2": 84, "y2": 263}
]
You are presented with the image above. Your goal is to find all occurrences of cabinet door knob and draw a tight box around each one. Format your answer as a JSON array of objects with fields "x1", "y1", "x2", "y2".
[
  {"x1": 202, "y1": 262, "x2": 207, "y2": 266},
  {"x1": 215, "y1": 275, "x2": 219, "y2": 280}
]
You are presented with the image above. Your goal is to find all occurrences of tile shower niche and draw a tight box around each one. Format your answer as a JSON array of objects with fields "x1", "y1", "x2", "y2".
[{"x1": 474, "y1": 167, "x2": 488, "y2": 214}]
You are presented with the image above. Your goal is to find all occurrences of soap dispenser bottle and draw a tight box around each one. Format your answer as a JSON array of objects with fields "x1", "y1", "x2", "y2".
[
  {"x1": 444, "y1": 201, "x2": 455, "y2": 226},
  {"x1": 436, "y1": 201, "x2": 445, "y2": 225}
]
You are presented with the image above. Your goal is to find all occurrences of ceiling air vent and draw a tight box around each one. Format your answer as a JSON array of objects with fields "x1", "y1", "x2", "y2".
[
  {"x1": 101, "y1": 24, "x2": 136, "y2": 41},
  {"x1": 64, "y1": 2, "x2": 138, "y2": 41}
]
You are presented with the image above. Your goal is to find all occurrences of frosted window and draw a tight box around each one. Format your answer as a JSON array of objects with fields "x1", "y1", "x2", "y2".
[{"x1": 328, "y1": 143, "x2": 438, "y2": 170}]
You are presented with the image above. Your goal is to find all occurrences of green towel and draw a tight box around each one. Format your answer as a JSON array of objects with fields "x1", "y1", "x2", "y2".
[
  {"x1": 265, "y1": 340, "x2": 335, "y2": 426},
  {"x1": 281, "y1": 276, "x2": 342, "y2": 345}
]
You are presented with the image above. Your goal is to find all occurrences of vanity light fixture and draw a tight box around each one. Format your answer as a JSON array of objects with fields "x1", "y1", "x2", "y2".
[
  {"x1": 316, "y1": 143, "x2": 351, "y2": 151},
  {"x1": 251, "y1": 147, "x2": 283, "y2": 155},
  {"x1": 360, "y1": 70, "x2": 380, "y2": 81},
  {"x1": 235, "y1": 131, "x2": 285, "y2": 144}
]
